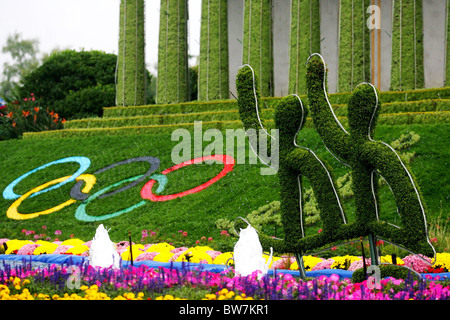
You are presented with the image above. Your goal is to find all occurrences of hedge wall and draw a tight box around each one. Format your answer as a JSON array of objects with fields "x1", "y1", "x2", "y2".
[
  {"x1": 198, "y1": 0, "x2": 229, "y2": 101},
  {"x1": 116, "y1": 0, "x2": 146, "y2": 107},
  {"x1": 390, "y1": 0, "x2": 424, "y2": 91},
  {"x1": 338, "y1": 0, "x2": 371, "y2": 93},
  {"x1": 242, "y1": 0, "x2": 274, "y2": 97},
  {"x1": 157, "y1": 0, "x2": 190, "y2": 104},
  {"x1": 289, "y1": 0, "x2": 320, "y2": 95}
]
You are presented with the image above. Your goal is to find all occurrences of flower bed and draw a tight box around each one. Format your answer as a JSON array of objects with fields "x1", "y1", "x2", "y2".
[
  {"x1": 1, "y1": 238, "x2": 449, "y2": 275},
  {"x1": 1, "y1": 236, "x2": 449, "y2": 300},
  {"x1": 0, "y1": 260, "x2": 449, "y2": 300}
]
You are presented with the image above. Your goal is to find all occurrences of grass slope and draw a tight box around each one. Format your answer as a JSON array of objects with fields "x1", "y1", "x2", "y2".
[{"x1": 0, "y1": 124, "x2": 448, "y2": 247}]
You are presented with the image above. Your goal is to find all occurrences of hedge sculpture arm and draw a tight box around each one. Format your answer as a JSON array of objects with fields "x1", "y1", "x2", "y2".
[
  {"x1": 305, "y1": 54, "x2": 353, "y2": 162},
  {"x1": 236, "y1": 65, "x2": 276, "y2": 165}
]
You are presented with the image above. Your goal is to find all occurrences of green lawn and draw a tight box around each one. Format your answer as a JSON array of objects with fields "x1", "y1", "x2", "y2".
[{"x1": 0, "y1": 123, "x2": 448, "y2": 248}]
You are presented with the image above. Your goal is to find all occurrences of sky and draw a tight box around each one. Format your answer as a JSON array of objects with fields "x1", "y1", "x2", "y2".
[{"x1": 0, "y1": 0, "x2": 202, "y2": 76}]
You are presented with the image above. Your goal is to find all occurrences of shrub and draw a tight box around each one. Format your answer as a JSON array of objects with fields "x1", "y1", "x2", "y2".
[
  {"x1": 55, "y1": 84, "x2": 115, "y2": 119},
  {"x1": 0, "y1": 94, "x2": 64, "y2": 140},
  {"x1": 19, "y1": 50, "x2": 117, "y2": 119}
]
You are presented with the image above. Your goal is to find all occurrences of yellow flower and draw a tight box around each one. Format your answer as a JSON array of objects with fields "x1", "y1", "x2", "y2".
[
  {"x1": 213, "y1": 252, "x2": 234, "y2": 265},
  {"x1": 33, "y1": 242, "x2": 59, "y2": 255},
  {"x1": 146, "y1": 242, "x2": 175, "y2": 253},
  {"x1": 5, "y1": 240, "x2": 33, "y2": 254},
  {"x1": 303, "y1": 255, "x2": 324, "y2": 270},
  {"x1": 66, "y1": 244, "x2": 89, "y2": 255},
  {"x1": 121, "y1": 244, "x2": 145, "y2": 261},
  {"x1": 435, "y1": 252, "x2": 450, "y2": 271},
  {"x1": 380, "y1": 255, "x2": 404, "y2": 265},
  {"x1": 153, "y1": 252, "x2": 174, "y2": 262}
]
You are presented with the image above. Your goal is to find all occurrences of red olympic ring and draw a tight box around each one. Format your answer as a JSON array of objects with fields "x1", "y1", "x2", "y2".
[{"x1": 141, "y1": 155, "x2": 235, "y2": 202}]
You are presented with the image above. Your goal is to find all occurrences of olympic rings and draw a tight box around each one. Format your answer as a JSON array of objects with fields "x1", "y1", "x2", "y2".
[
  {"x1": 7, "y1": 174, "x2": 96, "y2": 220},
  {"x1": 75, "y1": 175, "x2": 148, "y2": 222},
  {"x1": 3, "y1": 155, "x2": 235, "y2": 221},
  {"x1": 3, "y1": 156, "x2": 91, "y2": 200},
  {"x1": 141, "y1": 155, "x2": 235, "y2": 201}
]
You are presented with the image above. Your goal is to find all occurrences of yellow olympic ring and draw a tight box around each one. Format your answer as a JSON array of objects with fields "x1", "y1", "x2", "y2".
[{"x1": 6, "y1": 174, "x2": 96, "y2": 220}]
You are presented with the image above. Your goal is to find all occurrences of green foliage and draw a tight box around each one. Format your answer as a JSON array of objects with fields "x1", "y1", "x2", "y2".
[
  {"x1": 57, "y1": 84, "x2": 115, "y2": 119},
  {"x1": 0, "y1": 94, "x2": 64, "y2": 140},
  {"x1": 289, "y1": 0, "x2": 320, "y2": 95},
  {"x1": 338, "y1": 0, "x2": 371, "y2": 92},
  {"x1": 242, "y1": 0, "x2": 273, "y2": 97},
  {"x1": 157, "y1": 0, "x2": 190, "y2": 104},
  {"x1": 116, "y1": 0, "x2": 146, "y2": 107},
  {"x1": 215, "y1": 200, "x2": 282, "y2": 236},
  {"x1": 19, "y1": 50, "x2": 117, "y2": 119},
  {"x1": 198, "y1": 0, "x2": 229, "y2": 101},
  {"x1": 391, "y1": 0, "x2": 424, "y2": 90}
]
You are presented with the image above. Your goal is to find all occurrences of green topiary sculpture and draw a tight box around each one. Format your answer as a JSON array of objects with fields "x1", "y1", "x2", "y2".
[
  {"x1": 198, "y1": 0, "x2": 229, "y2": 101},
  {"x1": 236, "y1": 54, "x2": 435, "y2": 278},
  {"x1": 157, "y1": 0, "x2": 190, "y2": 104},
  {"x1": 242, "y1": 0, "x2": 273, "y2": 97},
  {"x1": 116, "y1": 0, "x2": 146, "y2": 107}
]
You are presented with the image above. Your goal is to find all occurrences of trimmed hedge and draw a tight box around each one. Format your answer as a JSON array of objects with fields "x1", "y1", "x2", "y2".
[
  {"x1": 338, "y1": 0, "x2": 371, "y2": 92},
  {"x1": 198, "y1": 0, "x2": 229, "y2": 101},
  {"x1": 116, "y1": 0, "x2": 146, "y2": 106},
  {"x1": 242, "y1": 0, "x2": 274, "y2": 97},
  {"x1": 391, "y1": 0, "x2": 424, "y2": 90},
  {"x1": 157, "y1": 0, "x2": 190, "y2": 104},
  {"x1": 289, "y1": 0, "x2": 320, "y2": 95}
]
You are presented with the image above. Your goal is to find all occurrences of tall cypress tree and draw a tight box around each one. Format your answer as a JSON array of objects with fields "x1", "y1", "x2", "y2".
[
  {"x1": 337, "y1": 0, "x2": 371, "y2": 93},
  {"x1": 289, "y1": 0, "x2": 320, "y2": 95},
  {"x1": 198, "y1": 0, "x2": 229, "y2": 101},
  {"x1": 390, "y1": 0, "x2": 424, "y2": 90},
  {"x1": 242, "y1": 0, "x2": 273, "y2": 97},
  {"x1": 116, "y1": 0, "x2": 146, "y2": 106},
  {"x1": 157, "y1": 0, "x2": 190, "y2": 104}
]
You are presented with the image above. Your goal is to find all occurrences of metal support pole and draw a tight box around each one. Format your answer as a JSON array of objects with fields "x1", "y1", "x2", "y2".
[
  {"x1": 368, "y1": 233, "x2": 379, "y2": 266},
  {"x1": 294, "y1": 252, "x2": 307, "y2": 279}
]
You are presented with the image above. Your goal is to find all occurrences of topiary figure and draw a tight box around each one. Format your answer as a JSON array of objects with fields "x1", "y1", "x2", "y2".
[
  {"x1": 306, "y1": 53, "x2": 434, "y2": 258},
  {"x1": 236, "y1": 54, "x2": 435, "y2": 277}
]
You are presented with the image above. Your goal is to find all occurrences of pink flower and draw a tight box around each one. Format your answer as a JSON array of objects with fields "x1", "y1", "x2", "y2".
[
  {"x1": 53, "y1": 245, "x2": 73, "y2": 254},
  {"x1": 55, "y1": 230, "x2": 62, "y2": 235},
  {"x1": 402, "y1": 254, "x2": 432, "y2": 273},
  {"x1": 182, "y1": 231, "x2": 188, "y2": 237},
  {"x1": 17, "y1": 244, "x2": 41, "y2": 255},
  {"x1": 135, "y1": 252, "x2": 159, "y2": 261}
]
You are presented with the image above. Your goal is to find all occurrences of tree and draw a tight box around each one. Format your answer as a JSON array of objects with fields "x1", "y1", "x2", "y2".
[
  {"x1": 19, "y1": 50, "x2": 117, "y2": 119},
  {"x1": 0, "y1": 33, "x2": 40, "y2": 100}
]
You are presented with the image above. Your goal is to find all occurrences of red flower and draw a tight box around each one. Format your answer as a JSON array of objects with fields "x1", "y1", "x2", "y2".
[{"x1": 22, "y1": 110, "x2": 30, "y2": 117}]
